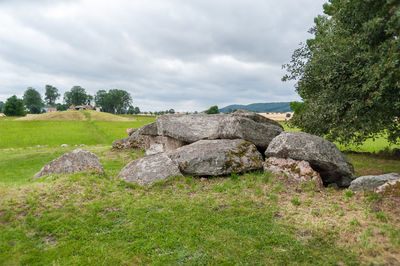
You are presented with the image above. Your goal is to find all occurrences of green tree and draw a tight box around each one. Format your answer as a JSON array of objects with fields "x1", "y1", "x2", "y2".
[
  {"x1": 283, "y1": 0, "x2": 400, "y2": 145},
  {"x1": 64, "y1": 86, "x2": 88, "y2": 106},
  {"x1": 4, "y1": 95, "x2": 25, "y2": 116},
  {"x1": 0, "y1": 101, "x2": 4, "y2": 113},
  {"x1": 168, "y1": 109, "x2": 175, "y2": 114},
  {"x1": 23, "y1": 88, "x2": 44, "y2": 114},
  {"x1": 44, "y1": 85, "x2": 60, "y2": 106},
  {"x1": 56, "y1": 103, "x2": 69, "y2": 111},
  {"x1": 94, "y1": 89, "x2": 132, "y2": 114},
  {"x1": 205, "y1": 105, "x2": 219, "y2": 114}
]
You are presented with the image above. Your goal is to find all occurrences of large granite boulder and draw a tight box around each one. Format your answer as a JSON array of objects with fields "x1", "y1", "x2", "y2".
[
  {"x1": 264, "y1": 157, "x2": 323, "y2": 188},
  {"x1": 118, "y1": 153, "x2": 182, "y2": 185},
  {"x1": 167, "y1": 139, "x2": 263, "y2": 176},
  {"x1": 349, "y1": 173, "x2": 400, "y2": 191},
  {"x1": 34, "y1": 149, "x2": 104, "y2": 178},
  {"x1": 156, "y1": 110, "x2": 283, "y2": 150},
  {"x1": 265, "y1": 131, "x2": 355, "y2": 187}
]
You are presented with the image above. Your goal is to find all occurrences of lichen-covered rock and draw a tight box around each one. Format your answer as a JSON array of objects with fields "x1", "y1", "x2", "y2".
[
  {"x1": 156, "y1": 111, "x2": 283, "y2": 150},
  {"x1": 349, "y1": 173, "x2": 400, "y2": 191},
  {"x1": 167, "y1": 139, "x2": 263, "y2": 176},
  {"x1": 145, "y1": 136, "x2": 185, "y2": 155},
  {"x1": 112, "y1": 131, "x2": 149, "y2": 150},
  {"x1": 263, "y1": 157, "x2": 323, "y2": 188},
  {"x1": 375, "y1": 179, "x2": 400, "y2": 196},
  {"x1": 34, "y1": 149, "x2": 104, "y2": 178},
  {"x1": 118, "y1": 153, "x2": 182, "y2": 185},
  {"x1": 265, "y1": 131, "x2": 355, "y2": 187}
]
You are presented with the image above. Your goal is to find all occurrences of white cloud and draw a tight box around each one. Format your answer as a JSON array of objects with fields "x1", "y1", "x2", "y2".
[{"x1": 0, "y1": 0, "x2": 325, "y2": 111}]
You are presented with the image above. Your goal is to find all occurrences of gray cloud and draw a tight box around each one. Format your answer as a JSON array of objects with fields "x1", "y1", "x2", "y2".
[{"x1": 0, "y1": 0, "x2": 325, "y2": 111}]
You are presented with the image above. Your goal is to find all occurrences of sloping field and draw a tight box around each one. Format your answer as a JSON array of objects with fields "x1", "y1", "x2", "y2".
[
  {"x1": 16, "y1": 111, "x2": 136, "y2": 121},
  {"x1": 0, "y1": 115, "x2": 156, "y2": 149}
]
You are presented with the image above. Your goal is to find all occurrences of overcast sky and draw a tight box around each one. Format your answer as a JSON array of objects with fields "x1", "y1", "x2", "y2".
[{"x1": 0, "y1": 0, "x2": 325, "y2": 111}]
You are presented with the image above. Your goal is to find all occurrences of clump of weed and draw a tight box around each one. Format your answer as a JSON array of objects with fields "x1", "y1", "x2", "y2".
[
  {"x1": 349, "y1": 218, "x2": 361, "y2": 229},
  {"x1": 375, "y1": 212, "x2": 388, "y2": 222},
  {"x1": 291, "y1": 197, "x2": 301, "y2": 206},
  {"x1": 343, "y1": 190, "x2": 354, "y2": 198},
  {"x1": 364, "y1": 191, "x2": 382, "y2": 203}
]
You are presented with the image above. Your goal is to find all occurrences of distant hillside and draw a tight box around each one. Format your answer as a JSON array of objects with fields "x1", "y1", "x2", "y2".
[{"x1": 219, "y1": 102, "x2": 292, "y2": 113}]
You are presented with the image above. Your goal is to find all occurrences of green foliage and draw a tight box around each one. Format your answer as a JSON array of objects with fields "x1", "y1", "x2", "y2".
[
  {"x1": 343, "y1": 190, "x2": 354, "y2": 198},
  {"x1": 4, "y1": 95, "x2": 26, "y2": 116},
  {"x1": 0, "y1": 101, "x2": 4, "y2": 113},
  {"x1": 283, "y1": 0, "x2": 400, "y2": 145},
  {"x1": 205, "y1": 105, "x2": 219, "y2": 114},
  {"x1": 55, "y1": 103, "x2": 69, "y2": 111},
  {"x1": 44, "y1": 85, "x2": 60, "y2": 106},
  {"x1": 23, "y1": 88, "x2": 44, "y2": 114},
  {"x1": 290, "y1": 197, "x2": 302, "y2": 206},
  {"x1": 64, "y1": 86, "x2": 89, "y2": 106},
  {"x1": 95, "y1": 89, "x2": 132, "y2": 114}
]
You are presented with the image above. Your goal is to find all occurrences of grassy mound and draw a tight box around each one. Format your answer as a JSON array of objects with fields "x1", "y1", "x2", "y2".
[
  {"x1": 0, "y1": 115, "x2": 156, "y2": 149},
  {"x1": 15, "y1": 111, "x2": 135, "y2": 121}
]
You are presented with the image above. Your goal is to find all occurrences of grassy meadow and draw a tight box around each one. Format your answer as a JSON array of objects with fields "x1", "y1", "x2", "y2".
[
  {"x1": 0, "y1": 111, "x2": 399, "y2": 264},
  {"x1": 0, "y1": 111, "x2": 155, "y2": 149}
]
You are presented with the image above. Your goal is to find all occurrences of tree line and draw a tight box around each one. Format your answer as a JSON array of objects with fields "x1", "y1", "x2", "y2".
[{"x1": 0, "y1": 85, "x2": 142, "y2": 116}]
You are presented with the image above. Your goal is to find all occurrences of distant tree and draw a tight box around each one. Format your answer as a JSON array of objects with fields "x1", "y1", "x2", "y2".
[
  {"x1": 205, "y1": 105, "x2": 219, "y2": 114},
  {"x1": 168, "y1": 109, "x2": 175, "y2": 114},
  {"x1": 0, "y1": 101, "x2": 4, "y2": 113},
  {"x1": 134, "y1": 107, "x2": 140, "y2": 114},
  {"x1": 56, "y1": 103, "x2": 69, "y2": 111},
  {"x1": 44, "y1": 85, "x2": 60, "y2": 106},
  {"x1": 23, "y1": 88, "x2": 44, "y2": 114},
  {"x1": 194, "y1": 111, "x2": 198, "y2": 114},
  {"x1": 95, "y1": 89, "x2": 132, "y2": 114},
  {"x1": 4, "y1": 95, "x2": 26, "y2": 116},
  {"x1": 64, "y1": 86, "x2": 88, "y2": 106}
]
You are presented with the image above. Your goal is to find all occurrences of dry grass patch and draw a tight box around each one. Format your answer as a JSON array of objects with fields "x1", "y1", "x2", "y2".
[{"x1": 16, "y1": 111, "x2": 87, "y2": 121}]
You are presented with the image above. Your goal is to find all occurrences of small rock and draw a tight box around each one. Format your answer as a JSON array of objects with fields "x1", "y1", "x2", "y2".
[
  {"x1": 34, "y1": 149, "x2": 104, "y2": 178},
  {"x1": 349, "y1": 173, "x2": 400, "y2": 191},
  {"x1": 61, "y1": 144, "x2": 68, "y2": 147}
]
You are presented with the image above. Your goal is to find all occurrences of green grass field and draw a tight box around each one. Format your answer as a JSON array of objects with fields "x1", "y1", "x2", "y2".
[
  {"x1": 0, "y1": 112, "x2": 155, "y2": 149},
  {"x1": 0, "y1": 112, "x2": 399, "y2": 264}
]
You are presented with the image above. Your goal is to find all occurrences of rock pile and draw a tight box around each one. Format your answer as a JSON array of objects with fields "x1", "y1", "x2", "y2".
[{"x1": 114, "y1": 110, "x2": 357, "y2": 187}]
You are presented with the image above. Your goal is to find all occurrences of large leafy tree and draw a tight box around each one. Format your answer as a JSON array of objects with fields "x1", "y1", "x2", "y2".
[
  {"x1": 283, "y1": 0, "x2": 400, "y2": 145},
  {"x1": 4, "y1": 95, "x2": 25, "y2": 116},
  {"x1": 23, "y1": 88, "x2": 44, "y2": 114},
  {"x1": 95, "y1": 89, "x2": 132, "y2": 114},
  {"x1": 64, "y1": 86, "x2": 89, "y2": 106},
  {"x1": 0, "y1": 101, "x2": 4, "y2": 113},
  {"x1": 44, "y1": 85, "x2": 60, "y2": 106}
]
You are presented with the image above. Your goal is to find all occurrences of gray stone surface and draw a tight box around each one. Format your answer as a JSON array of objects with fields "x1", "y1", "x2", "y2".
[
  {"x1": 34, "y1": 149, "x2": 104, "y2": 178},
  {"x1": 265, "y1": 131, "x2": 355, "y2": 187},
  {"x1": 112, "y1": 131, "x2": 149, "y2": 150},
  {"x1": 264, "y1": 157, "x2": 323, "y2": 188},
  {"x1": 156, "y1": 111, "x2": 283, "y2": 150},
  {"x1": 167, "y1": 139, "x2": 263, "y2": 176},
  {"x1": 137, "y1": 122, "x2": 158, "y2": 136},
  {"x1": 349, "y1": 173, "x2": 400, "y2": 191},
  {"x1": 376, "y1": 179, "x2": 400, "y2": 195},
  {"x1": 118, "y1": 153, "x2": 182, "y2": 185}
]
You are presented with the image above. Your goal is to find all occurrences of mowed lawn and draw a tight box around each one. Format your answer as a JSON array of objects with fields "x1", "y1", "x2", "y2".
[{"x1": 0, "y1": 114, "x2": 155, "y2": 149}]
